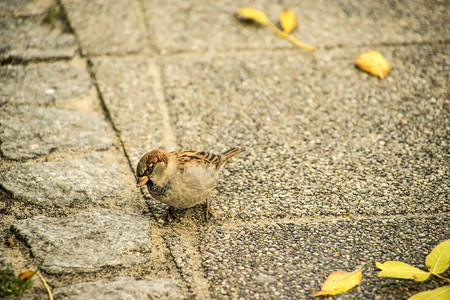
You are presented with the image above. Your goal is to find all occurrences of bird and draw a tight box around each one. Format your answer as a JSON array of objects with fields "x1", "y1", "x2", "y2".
[{"x1": 136, "y1": 147, "x2": 245, "y2": 220}]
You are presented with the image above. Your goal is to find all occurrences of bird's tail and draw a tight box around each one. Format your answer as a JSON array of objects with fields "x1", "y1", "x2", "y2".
[{"x1": 220, "y1": 147, "x2": 245, "y2": 162}]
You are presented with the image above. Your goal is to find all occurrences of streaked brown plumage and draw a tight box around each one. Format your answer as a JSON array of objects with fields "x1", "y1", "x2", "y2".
[{"x1": 136, "y1": 147, "x2": 245, "y2": 219}]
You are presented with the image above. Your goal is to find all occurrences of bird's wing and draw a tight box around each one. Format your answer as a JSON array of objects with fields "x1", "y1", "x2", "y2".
[{"x1": 172, "y1": 150, "x2": 221, "y2": 168}]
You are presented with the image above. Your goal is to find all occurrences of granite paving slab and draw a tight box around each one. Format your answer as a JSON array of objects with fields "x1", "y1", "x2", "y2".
[
  {"x1": 142, "y1": 0, "x2": 448, "y2": 54},
  {"x1": 11, "y1": 210, "x2": 152, "y2": 274},
  {"x1": 0, "y1": 106, "x2": 113, "y2": 160},
  {"x1": 0, "y1": 154, "x2": 133, "y2": 214},
  {"x1": 0, "y1": 16, "x2": 77, "y2": 61},
  {"x1": 199, "y1": 215, "x2": 449, "y2": 299},
  {"x1": 0, "y1": 62, "x2": 91, "y2": 107},
  {"x1": 54, "y1": 277, "x2": 184, "y2": 299},
  {"x1": 61, "y1": 0, "x2": 146, "y2": 56},
  {"x1": 160, "y1": 44, "x2": 449, "y2": 220},
  {"x1": 0, "y1": 0, "x2": 55, "y2": 17},
  {"x1": 91, "y1": 56, "x2": 176, "y2": 168}
]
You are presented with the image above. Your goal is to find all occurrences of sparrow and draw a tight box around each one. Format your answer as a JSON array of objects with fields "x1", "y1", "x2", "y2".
[{"x1": 136, "y1": 147, "x2": 245, "y2": 220}]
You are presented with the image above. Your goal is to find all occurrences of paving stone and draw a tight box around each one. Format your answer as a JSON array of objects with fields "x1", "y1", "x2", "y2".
[
  {"x1": 0, "y1": 106, "x2": 112, "y2": 160},
  {"x1": 0, "y1": 0, "x2": 55, "y2": 17},
  {"x1": 0, "y1": 62, "x2": 91, "y2": 107},
  {"x1": 11, "y1": 210, "x2": 152, "y2": 274},
  {"x1": 54, "y1": 277, "x2": 184, "y2": 299},
  {"x1": 0, "y1": 16, "x2": 77, "y2": 61},
  {"x1": 199, "y1": 215, "x2": 449, "y2": 299},
  {"x1": 160, "y1": 44, "x2": 449, "y2": 220},
  {"x1": 91, "y1": 56, "x2": 172, "y2": 168},
  {"x1": 142, "y1": 0, "x2": 448, "y2": 54},
  {"x1": 0, "y1": 154, "x2": 133, "y2": 212},
  {"x1": 0, "y1": 248, "x2": 13, "y2": 276},
  {"x1": 61, "y1": 0, "x2": 146, "y2": 56}
]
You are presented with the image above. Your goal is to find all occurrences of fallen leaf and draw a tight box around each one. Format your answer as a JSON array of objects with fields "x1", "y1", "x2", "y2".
[
  {"x1": 355, "y1": 50, "x2": 391, "y2": 79},
  {"x1": 425, "y1": 239, "x2": 450, "y2": 274},
  {"x1": 376, "y1": 261, "x2": 430, "y2": 281},
  {"x1": 279, "y1": 8, "x2": 297, "y2": 34},
  {"x1": 235, "y1": 7, "x2": 270, "y2": 25},
  {"x1": 19, "y1": 270, "x2": 35, "y2": 281},
  {"x1": 408, "y1": 285, "x2": 450, "y2": 300},
  {"x1": 235, "y1": 7, "x2": 314, "y2": 52},
  {"x1": 313, "y1": 268, "x2": 362, "y2": 297}
]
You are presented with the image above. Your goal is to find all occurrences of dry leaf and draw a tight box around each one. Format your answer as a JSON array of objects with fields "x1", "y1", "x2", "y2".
[
  {"x1": 425, "y1": 239, "x2": 450, "y2": 274},
  {"x1": 279, "y1": 8, "x2": 297, "y2": 34},
  {"x1": 408, "y1": 286, "x2": 450, "y2": 300},
  {"x1": 235, "y1": 7, "x2": 270, "y2": 25},
  {"x1": 235, "y1": 7, "x2": 314, "y2": 52},
  {"x1": 313, "y1": 268, "x2": 362, "y2": 297},
  {"x1": 376, "y1": 261, "x2": 430, "y2": 281},
  {"x1": 19, "y1": 270, "x2": 35, "y2": 281},
  {"x1": 355, "y1": 50, "x2": 391, "y2": 79}
]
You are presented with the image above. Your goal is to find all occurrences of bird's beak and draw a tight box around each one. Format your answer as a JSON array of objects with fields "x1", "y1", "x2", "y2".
[{"x1": 136, "y1": 176, "x2": 149, "y2": 188}]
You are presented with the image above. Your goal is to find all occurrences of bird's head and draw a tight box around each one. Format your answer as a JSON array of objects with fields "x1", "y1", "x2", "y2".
[{"x1": 136, "y1": 149, "x2": 169, "y2": 187}]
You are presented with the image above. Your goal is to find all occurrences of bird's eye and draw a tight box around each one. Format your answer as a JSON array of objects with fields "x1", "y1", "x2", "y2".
[{"x1": 146, "y1": 165, "x2": 154, "y2": 173}]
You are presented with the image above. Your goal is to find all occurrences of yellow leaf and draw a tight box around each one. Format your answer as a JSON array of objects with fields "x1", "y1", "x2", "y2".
[
  {"x1": 313, "y1": 268, "x2": 362, "y2": 297},
  {"x1": 376, "y1": 261, "x2": 430, "y2": 281},
  {"x1": 355, "y1": 50, "x2": 391, "y2": 79},
  {"x1": 235, "y1": 7, "x2": 270, "y2": 26},
  {"x1": 235, "y1": 7, "x2": 314, "y2": 52},
  {"x1": 408, "y1": 286, "x2": 450, "y2": 300},
  {"x1": 279, "y1": 8, "x2": 297, "y2": 34},
  {"x1": 425, "y1": 239, "x2": 450, "y2": 274},
  {"x1": 19, "y1": 270, "x2": 35, "y2": 281}
]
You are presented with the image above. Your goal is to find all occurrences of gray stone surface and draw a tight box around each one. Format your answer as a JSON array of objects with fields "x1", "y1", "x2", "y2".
[
  {"x1": 0, "y1": 16, "x2": 77, "y2": 61},
  {"x1": 92, "y1": 56, "x2": 173, "y2": 168},
  {"x1": 0, "y1": 154, "x2": 132, "y2": 211},
  {"x1": 11, "y1": 210, "x2": 151, "y2": 274},
  {"x1": 199, "y1": 215, "x2": 449, "y2": 299},
  {"x1": 61, "y1": 0, "x2": 146, "y2": 56},
  {"x1": 0, "y1": 106, "x2": 112, "y2": 159},
  {"x1": 160, "y1": 44, "x2": 449, "y2": 220},
  {"x1": 0, "y1": 0, "x2": 55, "y2": 17},
  {"x1": 142, "y1": 0, "x2": 448, "y2": 54},
  {"x1": 0, "y1": 62, "x2": 91, "y2": 106},
  {"x1": 54, "y1": 277, "x2": 184, "y2": 299}
]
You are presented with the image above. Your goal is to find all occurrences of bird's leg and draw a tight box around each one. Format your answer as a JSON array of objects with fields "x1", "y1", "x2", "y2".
[
  {"x1": 165, "y1": 206, "x2": 177, "y2": 221},
  {"x1": 204, "y1": 198, "x2": 214, "y2": 221}
]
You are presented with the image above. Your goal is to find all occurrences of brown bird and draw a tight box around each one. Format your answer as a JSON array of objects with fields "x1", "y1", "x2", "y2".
[{"x1": 136, "y1": 147, "x2": 245, "y2": 220}]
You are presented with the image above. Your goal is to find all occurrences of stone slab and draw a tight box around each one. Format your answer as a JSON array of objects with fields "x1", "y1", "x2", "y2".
[
  {"x1": 142, "y1": 0, "x2": 448, "y2": 54},
  {"x1": 91, "y1": 56, "x2": 173, "y2": 168},
  {"x1": 61, "y1": 0, "x2": 146, "y2": 56},
  {"x1": 160, "y1": 44, "x2": 449, "y2": 220},
  {"x1": 0, "y1": 16, "x2": 77, "y2": 61},
  {"x1": 11, "y1": 210, "x2": 151, "y2": 274},
  {"x1": 0, "y1": 106, "x2": 113, "y2": 160},
  {"x1": 0, "y1": 154, "x2": 133, "y2": 212},
  {"x1": 0, "y1": 0, "x2": 55, "y2": 17},
  {"x1": 199, "y1": 215, "x2": 449, "y2": 299},
  {"x1": 0, "y1": 62, "x2": 91, "y2": 107},
  {"x1": 54, "y1": 277, "x2": 184, "y2": 299}
]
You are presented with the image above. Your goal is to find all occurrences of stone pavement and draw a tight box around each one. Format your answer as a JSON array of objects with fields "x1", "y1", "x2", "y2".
[{"x1": 0, "y1": 0, "x2": 448, "y2": 299}]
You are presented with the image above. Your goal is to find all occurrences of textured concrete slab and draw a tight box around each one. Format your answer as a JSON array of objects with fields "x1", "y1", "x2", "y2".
[
  {"x1": 0, "y1": 154, "x2": 133, "y2": 213},
  {"x1": 142, "y1": 0, "x2": 448, "y2": 54},
  {"x1": 0, "y1": 62, "x2": 91, "y2": 107},
  {"x1": 92, "y1": 56, "x2": 175, "y2": 168},
  {"x1": 0, "y1": 0, "x2": 55, "y2": 17},
  {"x1": 11, "y1": 210, "x2": 151, "y2": 274},
  {"x1": 160, "y1": 44, "x2": 449, "y2": 220},
  {"x1": 61, "y1": 0, "x2": 146, "y2": 56},
  {"x1": 54, "y1": 277, "x2": 184, "y2": 299},
  {"x1": 0, "y1": 106, "x2": 113, "y2": 160},
  {"x1": 0, "y1": 16, "x2": 77, "y2": 61},
  {"x1": 199, "y1": 215, "x2": 449, "y2": 299}
]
